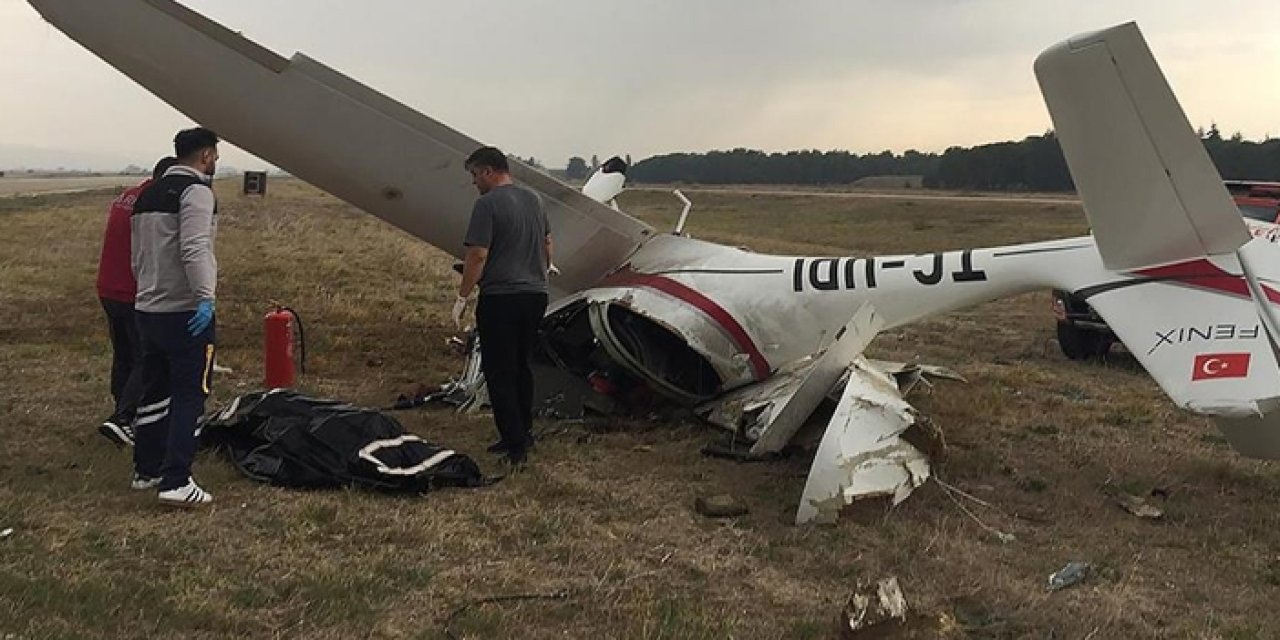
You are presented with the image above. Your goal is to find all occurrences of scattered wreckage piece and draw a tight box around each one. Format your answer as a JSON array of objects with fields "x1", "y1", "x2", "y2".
[
  {"x1": 694, "y1": 494, "x2": 750, "y2": 518},
  {"x1": 691, "y1": 304, "x2": 940, "y2": 526},
  {"x1": 840, "y1": 576, "x2": 909, "y2": 638},
  {"x1": 1047, "y1": 561, "x2": 1091, "y2": 592},
  {"x1": 856, "y1": 360, "x2": 967, "y2": 397},
  {"x1": 1103, "y1": 484, "x2": 1165, "y2": 520},
  {"x1": 797, "y1": 356, "x2": 931, "y2": 525}
]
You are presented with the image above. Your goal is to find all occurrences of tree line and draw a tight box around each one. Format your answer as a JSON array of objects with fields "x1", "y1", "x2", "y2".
[{"x1": 624, "y1": 127, "x2": 1280, "y2": 191}]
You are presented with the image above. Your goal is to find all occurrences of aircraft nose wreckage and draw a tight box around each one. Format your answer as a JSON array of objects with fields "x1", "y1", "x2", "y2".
[{"x1": 33, "y1": 0, "x2": 1280, "y2": 523}]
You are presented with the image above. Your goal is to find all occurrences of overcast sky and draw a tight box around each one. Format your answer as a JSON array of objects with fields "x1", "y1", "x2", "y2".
[{"x1": 1, "y1": 0, "x2": 1277, "y2": 171}]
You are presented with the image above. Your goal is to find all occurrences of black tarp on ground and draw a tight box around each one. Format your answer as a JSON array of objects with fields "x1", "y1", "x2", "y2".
[{"x1": 200, "y1": 390, "x2": 484, "y2": 492}]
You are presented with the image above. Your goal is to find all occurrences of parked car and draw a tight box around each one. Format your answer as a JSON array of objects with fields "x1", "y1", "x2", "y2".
[{"x1": 1053, "y1": 181, "x2": 1280, "y2": 360}]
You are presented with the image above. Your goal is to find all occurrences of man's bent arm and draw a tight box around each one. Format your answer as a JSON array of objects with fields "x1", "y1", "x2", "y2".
[
  {"x1": 178, "y1": 184, "x2": 217, "y2": 302},
  {"x1": 544, "y1": 235, "x2": 554, "y2": 269},
  {"x1": 459, "y1": 245, "x2": 488, "y2": 297}
]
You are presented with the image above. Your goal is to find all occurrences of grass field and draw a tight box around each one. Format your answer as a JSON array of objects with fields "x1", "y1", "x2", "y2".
[
  {"x1": 1, "y1": 179, "x2": 1277, "y2": 639},
  {"x1": 0, "y1": 175, "x2": 141, "y2": 197}
]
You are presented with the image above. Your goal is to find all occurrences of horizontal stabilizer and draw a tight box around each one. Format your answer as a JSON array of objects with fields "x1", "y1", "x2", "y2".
[{"x1": 1081, "y1": 241, "x2": 1280, "y2": 458}]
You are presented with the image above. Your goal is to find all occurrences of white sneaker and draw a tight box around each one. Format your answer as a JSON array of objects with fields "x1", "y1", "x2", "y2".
[
  {"x1": 157, "y1": 479, "x2": 213, "y2": 508},
  {"x1": 130, "y1": 473, "x2": 161, "y2": 490}
]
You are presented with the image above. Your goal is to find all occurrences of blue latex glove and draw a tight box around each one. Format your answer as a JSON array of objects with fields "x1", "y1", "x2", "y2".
[{"x1": 187, "y1": 299, "x2": 215, "y2": 336}]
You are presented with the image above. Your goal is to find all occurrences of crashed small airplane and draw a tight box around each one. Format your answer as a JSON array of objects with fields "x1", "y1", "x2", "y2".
[{"x1": 30, "y1": 0, "x2": 1280, "y2": 523}]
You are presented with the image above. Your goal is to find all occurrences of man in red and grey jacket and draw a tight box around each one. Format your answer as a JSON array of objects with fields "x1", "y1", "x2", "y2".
[{"x1": 97, "y1": 156, "x2": 177, "y2": 447}]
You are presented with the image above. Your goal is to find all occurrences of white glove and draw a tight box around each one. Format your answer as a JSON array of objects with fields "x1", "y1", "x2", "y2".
[
  {"x1": 451, "y1": 295, "x2": 469, "y2": 328},
  {"x1": 548, "y1": 263, "x2": 561, "y2": 277}
]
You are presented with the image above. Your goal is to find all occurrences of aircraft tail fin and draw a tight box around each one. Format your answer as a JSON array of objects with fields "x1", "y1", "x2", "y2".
[
  {"x1": 1033, "y1": 22, "x2": 1250, "y2": 271},
  {"x1": 1038, "y1": 23, "x2": 1280, "y2": 458}
]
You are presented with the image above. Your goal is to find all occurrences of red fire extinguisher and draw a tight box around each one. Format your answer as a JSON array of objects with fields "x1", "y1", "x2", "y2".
[{"x1": 264, "y1": 305, "x2": 305, "y2": 388}]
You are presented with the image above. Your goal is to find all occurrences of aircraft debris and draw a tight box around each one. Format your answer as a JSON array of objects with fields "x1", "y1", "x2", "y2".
[
  {"x1": 700, "y1": 304, "x2": 880, "y2": 456},
  {"x1": 1103, "y1": 485, "x2": 1164, "y2": 520},
  {"x1": 698, "y1": 439, "x2": 791, "y2": 462},
  {"x1": 43, "y1": 0, "x2": 1280, "y2": 522},
  {"x1": 0, "y1": 528, "x2": 13, "y2": 539},
  {"x1": 840, "y1": 576, "x2": 908, "y2": 637},
  {"x1": 855, "y1": 360, "x2": 967, "y2": 396},
  {"x1": 796, "y1": 351, "x2": 931, "y2": 525},
  {"x1": 1047, "y1": 561, "x2": 1090, "y2": 591},
  {"x1": 694, "y1": 494, "x2": 749, "y2": 518}
]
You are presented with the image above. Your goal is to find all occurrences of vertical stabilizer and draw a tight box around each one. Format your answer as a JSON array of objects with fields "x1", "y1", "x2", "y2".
[{"x1": 1034, "y1": 22, "x2": 1249, "y2": 270}]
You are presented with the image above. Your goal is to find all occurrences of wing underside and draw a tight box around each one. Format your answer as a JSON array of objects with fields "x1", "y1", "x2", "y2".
[{"x1": 29, "y1": 0, "x2": 654, "y2": 296}]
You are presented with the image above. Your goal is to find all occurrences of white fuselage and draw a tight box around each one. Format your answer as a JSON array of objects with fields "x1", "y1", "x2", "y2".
[{"x1": 558, "y1": 232, "x2": 1118, "y2": 396}]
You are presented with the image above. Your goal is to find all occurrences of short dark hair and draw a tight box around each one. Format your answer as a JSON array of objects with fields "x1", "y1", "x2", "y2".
[
  {"x1": 152, "y1": 156, "x2": 178, "y2": 179},
  {"x1": 464, "y1": 146, "x2": 508, "y2": 173},
  {"x1": 174, "y1": 127, "x2": 220, "y2": 160}
]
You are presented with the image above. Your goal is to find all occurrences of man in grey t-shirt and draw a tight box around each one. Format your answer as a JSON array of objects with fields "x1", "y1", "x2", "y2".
[{"x1": 457, "y1": 146, "x2": 552, "y2": 465}]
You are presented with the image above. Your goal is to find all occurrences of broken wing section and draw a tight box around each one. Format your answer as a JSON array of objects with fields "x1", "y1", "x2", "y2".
[
  {"x1": 28, "y1": 0, "x2": 652, "y2": 298},
  {"x1": 795, "y1": 358, "x2": 930, "y2": 525},
  {"x1": 697, "y1": 304, "x2": 881, "y2": 455}
]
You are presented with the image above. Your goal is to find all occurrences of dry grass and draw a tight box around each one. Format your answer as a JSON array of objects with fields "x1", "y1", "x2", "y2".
[
  {"x1": 0, "y1": 180, "x2": 1276, "y2": 639},
  {"x1": 0, "y1": 176, "x2": 141, "y2": 197}
]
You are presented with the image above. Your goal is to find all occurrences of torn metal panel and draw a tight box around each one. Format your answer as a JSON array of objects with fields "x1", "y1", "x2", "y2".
[
  {"x1": 583, "y1": 280, "x2": 749, "y2": 397},
  {"x1": 841, "y1": 576, "x2": 909, "y2": 637},
  {"x1": 796, "y1": 358, "x2": 930, "y2": 525},
  {"x1": 695, "y1": 354, "x2": 819, "y2": 437},
  {"x1": 1047, "y1": 561, "x2": 1090, "y2": 591},
  {"x1": 840, "y1": 359, "x2": 967, "y2": 399},
  {"x1": 587, "y1": 297, "x2": 725, "y2": 401},
  {"x1": 448, "y1": 337, "x2": 488, "y2": 411},
  {"x1": 865, "y1": 359, "x2": 966, "y2": 382},
  {"x1": 695, "y1": 304, "x2": 882, "y2": 455}
]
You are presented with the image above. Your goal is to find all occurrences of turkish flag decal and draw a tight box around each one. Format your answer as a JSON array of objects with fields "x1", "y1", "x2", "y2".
[{"x1": 1192, "y1": 353, "x2": 1251, "y2": 381}]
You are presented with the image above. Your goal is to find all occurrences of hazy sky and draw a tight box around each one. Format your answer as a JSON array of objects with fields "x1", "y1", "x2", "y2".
[{"x1": 1, "y1": 0, "x2": 1277, "y2": 170}]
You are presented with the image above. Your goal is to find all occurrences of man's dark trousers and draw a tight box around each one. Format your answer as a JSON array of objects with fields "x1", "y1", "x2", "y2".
[
  {"x1": 132, "y1": 311, "x2": 215, "y2": 490},
  {"x1": 100, "y1": 297, "x2": 143, "y2": 423},
  {"x1": 476, "y1": 292, "x2": 547, "y2": 459}
]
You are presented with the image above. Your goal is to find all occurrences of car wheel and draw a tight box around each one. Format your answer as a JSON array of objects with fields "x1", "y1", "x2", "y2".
[{"x1": 1057, "y1": 322, "x2": 1111, "y2": 360}]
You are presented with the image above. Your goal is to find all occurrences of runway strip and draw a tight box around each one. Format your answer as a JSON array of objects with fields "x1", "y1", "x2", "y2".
[
  {"x1": 0, "y1": 175, "x2": 139, "y2": 198},
  {"x1": 630, "y1": 185, "x2": 1080, "y2": 206}
]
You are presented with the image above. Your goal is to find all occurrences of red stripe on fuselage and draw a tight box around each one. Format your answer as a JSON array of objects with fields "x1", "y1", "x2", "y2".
[
  {"x1": 600, "y1": 271, "x2": 772, "y2": 381},
  {"x1": 1134, "y1": 258, "x2": 1280, "y2": 304}
]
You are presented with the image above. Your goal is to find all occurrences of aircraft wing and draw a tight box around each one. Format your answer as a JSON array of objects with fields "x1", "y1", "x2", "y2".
[{"x1": 28, "y1": 0, "x2": 654, "y2": 298}]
